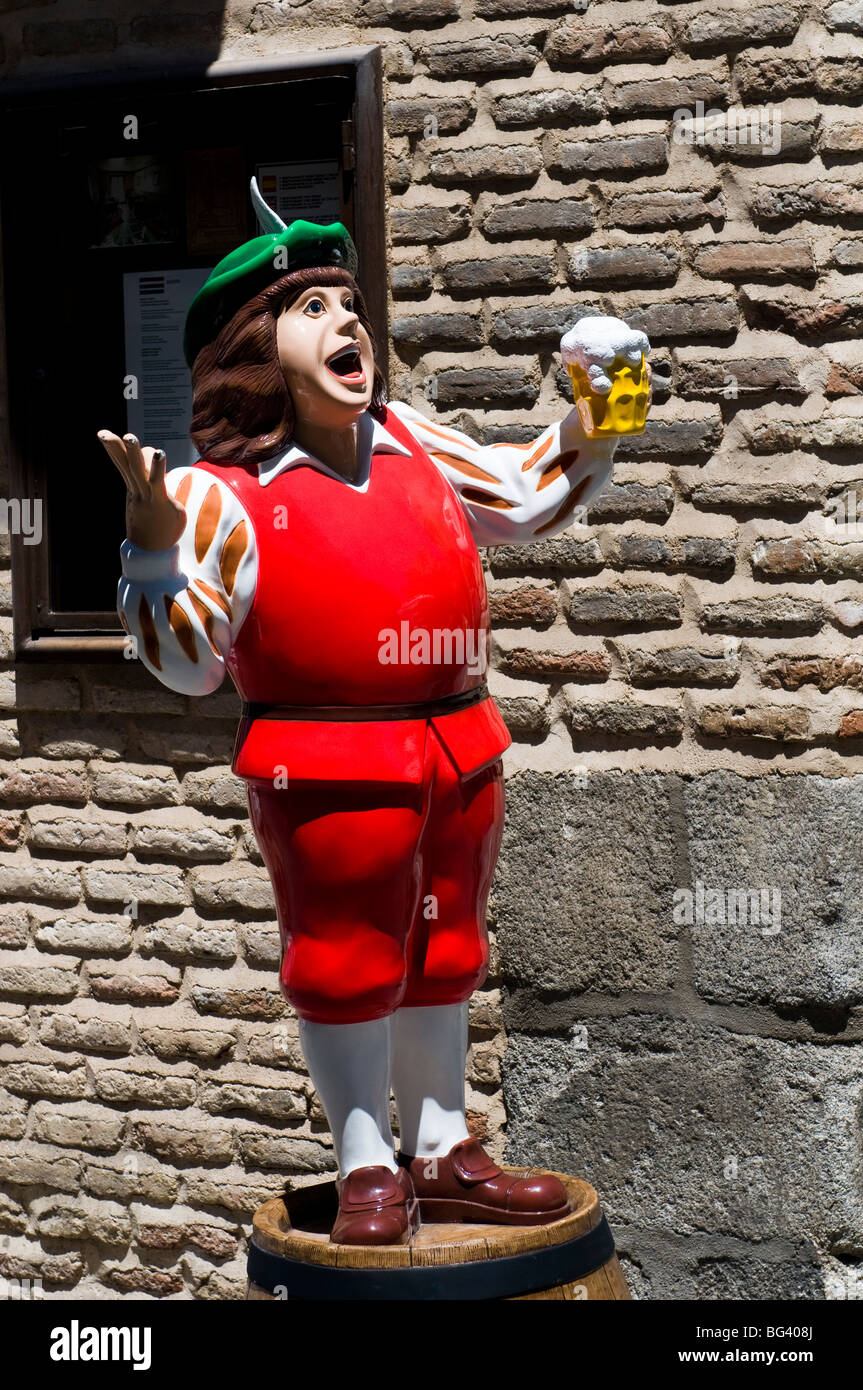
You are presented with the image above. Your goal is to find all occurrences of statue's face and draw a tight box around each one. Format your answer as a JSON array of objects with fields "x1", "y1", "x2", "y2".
[{"x1": 276, "y1": 283, "x2": 375, "y2": 431}]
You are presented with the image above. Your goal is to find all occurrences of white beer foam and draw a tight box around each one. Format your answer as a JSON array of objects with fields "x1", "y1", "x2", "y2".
[{"x1": 560, "y1": 315, "x2": 650, "y2": 395}]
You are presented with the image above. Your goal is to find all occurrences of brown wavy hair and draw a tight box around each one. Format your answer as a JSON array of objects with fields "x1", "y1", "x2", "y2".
[{"x1": 189, "y1": 266, "x2": 387, "y2": 467}]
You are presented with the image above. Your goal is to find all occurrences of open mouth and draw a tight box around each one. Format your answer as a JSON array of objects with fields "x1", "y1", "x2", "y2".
[{"x1": 326, "y1": 342, "x2": 366, "y2": 383}]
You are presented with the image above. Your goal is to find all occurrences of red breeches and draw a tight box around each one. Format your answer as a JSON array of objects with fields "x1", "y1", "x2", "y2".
[{"x1": 246, "y1": 725, "x2": 505, "y2": 1023}]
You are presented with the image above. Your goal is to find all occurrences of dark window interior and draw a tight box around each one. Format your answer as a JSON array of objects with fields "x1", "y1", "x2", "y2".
[{"x1": 1, "y1": 66, "x2": 381, "y2": 651}]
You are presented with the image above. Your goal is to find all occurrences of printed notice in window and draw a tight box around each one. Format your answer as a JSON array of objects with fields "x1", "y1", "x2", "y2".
[
  {"x1": 123, "y1": 267, "x2": 212, "y2": 470},
  {"x1": 255, "y1": 160, "x2": 341, "y2": 224}
]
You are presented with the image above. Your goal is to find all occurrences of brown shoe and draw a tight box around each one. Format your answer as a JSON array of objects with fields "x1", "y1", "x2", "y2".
[
  {"x1": 399, "y1": 1138, "x2": 570, "y2": 1226},
  {"x1": 330, "y1": 1164, "x2": 419, "y2": 1246}
]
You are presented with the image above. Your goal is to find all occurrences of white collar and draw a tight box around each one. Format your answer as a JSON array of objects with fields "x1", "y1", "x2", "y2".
[{"x1": 257, "y1": 409, "x2": 412, "y2": 491}]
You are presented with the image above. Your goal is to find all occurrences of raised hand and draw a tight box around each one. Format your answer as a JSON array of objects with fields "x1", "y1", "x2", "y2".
[{"x1": 98, "y1": 431, "x2": 186, "y2": 551}]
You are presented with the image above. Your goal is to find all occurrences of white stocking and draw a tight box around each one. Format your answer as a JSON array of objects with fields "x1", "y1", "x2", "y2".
[
  {"x1": 391, "y1": 1002, "x2": 472, "y2": 1159},
  {"x1": 298, "y1": 1016, "x2": 399, "y2": 1178}
]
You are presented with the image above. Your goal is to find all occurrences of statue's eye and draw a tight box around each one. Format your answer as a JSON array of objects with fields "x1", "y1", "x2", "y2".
[
  {"x1": 305, "y1": 298, "x2": 325, "y2": 315},
  {"x1": 344, "y1": 297, "x2": 354, "y2": 313}
]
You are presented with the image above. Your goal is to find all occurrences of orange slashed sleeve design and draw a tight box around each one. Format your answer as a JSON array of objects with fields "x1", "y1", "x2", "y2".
[
  {"x1": 117, "y1": 465, "x2": 257, "y2": 695},
  {"x1": 387, "y1": 400, "x2": 617, "y2": 547}
]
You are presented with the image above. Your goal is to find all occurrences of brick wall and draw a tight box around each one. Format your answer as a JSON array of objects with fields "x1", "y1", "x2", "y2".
[{"x1": 1, "y1": 0, "x2": 862, "y2": 1300}]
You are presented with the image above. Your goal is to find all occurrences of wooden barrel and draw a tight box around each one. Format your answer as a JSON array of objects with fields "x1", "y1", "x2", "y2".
[{"x1": 246, "y1": 1170, "x2": 630, "y2": 1301}]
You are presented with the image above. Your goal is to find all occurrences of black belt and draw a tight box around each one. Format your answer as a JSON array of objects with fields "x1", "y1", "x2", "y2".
[{"x1": 241, "y1": 684, "x2": 489, "y2": 723}]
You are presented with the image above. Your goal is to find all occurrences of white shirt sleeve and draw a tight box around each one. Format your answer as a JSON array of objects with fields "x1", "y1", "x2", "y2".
[
  {"x1": 117, "y1": 465, "x2": 257, "y2": 696},
  {"x1": 387, "y1": 399, "x2": 618, "y2": 547}
]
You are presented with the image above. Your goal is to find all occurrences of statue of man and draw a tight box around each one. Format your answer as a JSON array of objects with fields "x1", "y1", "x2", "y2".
[{"x1": 99, "y1": 180, "x2": 650, "y2": 1246}]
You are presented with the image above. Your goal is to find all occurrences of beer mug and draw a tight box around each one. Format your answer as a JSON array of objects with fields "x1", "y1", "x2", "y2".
[{"x1": 561, "y1": 317, "x2": 650, "y2": 439}]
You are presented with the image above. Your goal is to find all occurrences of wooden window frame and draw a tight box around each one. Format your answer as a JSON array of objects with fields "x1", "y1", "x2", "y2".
[{"x1": 0, "y1": 46, "x2": 387, "y2": 662}]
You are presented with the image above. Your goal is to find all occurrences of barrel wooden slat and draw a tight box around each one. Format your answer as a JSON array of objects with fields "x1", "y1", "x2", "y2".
[{"x1": 247, "y1": 1169, "x2": 630, "y2": 1300}]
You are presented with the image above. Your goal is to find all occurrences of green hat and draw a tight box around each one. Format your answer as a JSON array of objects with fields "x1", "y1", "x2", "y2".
[{"x1": 183, "y1": 178, "x2": 359, "y2": 368}]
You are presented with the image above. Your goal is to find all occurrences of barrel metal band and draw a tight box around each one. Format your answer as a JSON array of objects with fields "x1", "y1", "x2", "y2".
[
  {"x1": 241, "y1": 684, "x2": 489, "y2": 723},
  {"x1": 247, "y1": 1213, "x2": 616, "y2": 1301}
]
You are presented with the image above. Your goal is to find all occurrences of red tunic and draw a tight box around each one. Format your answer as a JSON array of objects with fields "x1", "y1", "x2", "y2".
[
  {"x1": 195, "y1": 404, "x2": 511, "y2": 786},
  {"x1": 193, "y1": 406, "x2": 511, "y2": 1021}
]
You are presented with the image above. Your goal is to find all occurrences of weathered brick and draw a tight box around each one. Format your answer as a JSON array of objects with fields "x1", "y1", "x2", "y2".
[
  {"x1": 92, "y1": 1059, "x2": 197, "y2": 1109},
  {"x1": 386, "y1": 97, "x2": 474, "y2": 137},
  {"x1": 392, "y1": 313, "x2": 484, "y2": 350},
  {"x1": 586, "y1": 482, "x2": 674, "y2": 524},
  {"x1": 90, "y1": 969, "x2": 180, "y2": 1005},
  {"x1": 691, "y1": 239, "x2": 815, "y2": 280},
  {"x1": 92, "y1": 763, "x2": 181, "y2": 808},
  {"x1": 31, "y1": 1196, "x2": 131, "y2": 1246},
  {"x1": 614, "y1": 416, "x2": 723, "y2": 462},
  {"x1": 137, "y1": 1218, "x2": 237, "y2": 1258},
  {"x1": 429, "y1": 144, "x2": 541, "y2": 185},
  {"x1": 131, "y1": 1118, "x2": 234, "y2": 1165},
  {"x1": 139, "y1": 1021, "x2": 236, "y2": 1063},
  {"x1": 762, "y1": 656, "x2": 863, "y2": 692},
  {"x1": 240, "y1": 923, "x2": 281, "y2": 970},
  {"x1": 685, "y1": 5, "x2": 802, "y2": 50},
  {"x1": 607, "y1": 69, "x2": 730, "y2": 117},
  {"x1": 753, "y1": 537, "x2": 863, "y2": 580},
  {"x1": 490, "y1": 302, "x2": 598, "y2": 348},
  {"x1": 609, "y1": 188, "x2": 724, "y2": 230},
  {"x1": 568, "y1": 244, "x2": 679, "y2": 287},
  {"x1": 191, "y1": 985, "x2": 287, "y2": 1021},
  {"x1": 2, "y1": 1053, "x2": 87, "y2": 1100},
  {"x1": 696, "y1": 704, "x2": 811, "y2": 741},
  {"x1": 83, "y1": 1154, "x2": 179, "y2": 1204},
  {"x1": 0, "y1": 761, "x2": 86, "y2": 805},
  {"x1": 478, "y1": 0, "x2": 588, "y2": 12},
  {"x1": 500, "y1": 648, "x2": 611, "y2": 681},
  {"x1": 825, "y1": 362, "x2": 863, "y2": 397},
  {"x1": 700, "y1": 598, "x2": 823, "y2": 634},
  {"x1": 38, "y1": 1001, "x2": 132, "y2": 1054},
  {"x1": 546, "y1": 19, "x2": 672, "y2": 66},
  {"x1": 742, "y1": 290, "x2": 863, "y2": 340},
  {"x1": 489, "y1": 586, "x2": 557, "y2": 627},
  {"x1": 826, "y1": 1, "x2": 863, "y2": 33},
  {"x1": 482, "y1": 197, "x2": 594, "y2": 240},
  {"x1": 104, "y1": 1265, "x2": 184, "y2": 1297},
  {"x1": 190, "y1": 862, "x2": 275, "y2": 916},
  {"x1": 392, "y1": 264, "x2": 433, "y2": 298},
  {"x1": 363, "y1": 0, "x2": 459, "y2": 22},
  {"x1": 0, "y1": 1142, "x2": 80, "y2": 1192},
  {"x1": 490, "y1": 536, "x2": 604, "y2": 574},
  {"x1": 82, "y1": 861, "x2": 186, "y2": 909},
  {"x1": 627, "y1": 647, "x2": 741, "y2": 688},
  {"x1": 830, "y1": 237, "x2": 863, "y2": 272},
  {"x1": 391, "y1": 205, "x2": 470, "y2": 246},
  {"x1": 180, "y1": 768, "x2": 248, "y2": 814},
  {"x1": 749, "y1": 181, "x2": 863, "y2": 224},
  {"x1": 492, "y1": 85, "x2": 605, "y2": 129},
  {"x1": 0, "y1": 1087, "x2": 27, "y2": 1139},
  {"x1": 548, "y1": 133, "x2": 668, "y2": 178},
  {"x1": 30, "y1": 1102, "x2": 124, "y2": 1152},
  {"x1": 839, "y1": 710, "x2": 863, "y2": 737},
  {"x1": 444, "y1": 255, "x2": 555, "y2": 297},
  {"x1": 735, "y1": 54, "x2": 813, "y2": 102},
  {"x1": 25, "y1": 807, "x2": 127, "y2": 856},
  {"x1": 818, "y1": 118, "x2": 863, "y2": 155},
  {"x1": 424, "y1": 34, "x2": 542, "y2": 77},
  {"x1": 433, "y1": 367, "x2": 540, "y2": 409},
  {"x1": 0, "y1": 954, "x2": 79, "y2": 1000},
  {"x1": 34, "y1": 915, "x2": 131, "y2": 955},
  {"x1": 565, "y1": 700, "x2": 683, "y2": 739},
  {"x1": 199, "y1": 1078, "x2": 306, "y2": 1121},
  {"x1": 13, "y1": 676, "x2": 81, "y2": 712},
  {"x1": 142, "y1": 919, "x2": 238, "y2": 964},
  {"x1": 566, "y1": 587, "x2": 682, "y2": 629},
  {"x1": 815, "y1": 56, "x2": 863, "y2": 100},
  {"x1": 675, "y1": 356, "x2": 803, "y2": 399},
  {"x1": 129, "y1": 812, "x2": 235, "y2": 862},
  {"x1": 237, "y1": 1134, "x2": 334, "y2": 1173},
  {"x1": 135, "y1": 722, "x2": 235, "y2": 767},
  {"x1": 627, "y1": 297, "x2": 739, "y2": 341},
  {"x1": 0, "y1": 1247, "x2": 85, "y2": 1289}
]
